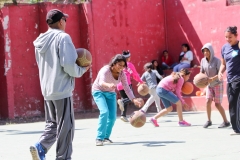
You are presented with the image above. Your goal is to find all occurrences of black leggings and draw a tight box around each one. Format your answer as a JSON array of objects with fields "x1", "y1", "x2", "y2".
[
  {"x1": 119, "y1": 85, "x2": 133, "y2": 117},
  {"x1": 227, "y1": 80, "x2": 240, "y2": 133}
]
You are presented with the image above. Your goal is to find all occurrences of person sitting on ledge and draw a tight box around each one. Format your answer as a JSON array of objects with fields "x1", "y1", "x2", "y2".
[
  {"x1": 161, "y1": 50, "x2": 177, "y2": 70},
  {"x1": 173, "y1": 43, "x2": 193, "y2": 72}
]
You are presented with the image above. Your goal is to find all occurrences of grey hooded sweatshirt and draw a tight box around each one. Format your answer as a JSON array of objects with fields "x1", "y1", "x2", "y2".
[
  {"x1": 33, "y1": 29, "x2": 87, "y2": 100},
  {"x1": 200, "y1": 43, "x2": 222, "y2": 87}
]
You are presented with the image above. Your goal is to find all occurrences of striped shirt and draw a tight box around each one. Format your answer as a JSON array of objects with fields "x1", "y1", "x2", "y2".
[{"x1": 92, "y1": 65, "x2": 135, "y2": 100}]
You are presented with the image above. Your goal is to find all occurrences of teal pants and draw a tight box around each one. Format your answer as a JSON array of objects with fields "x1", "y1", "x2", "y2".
[{"x1": 92, "y1": 91, "x2": 117, "y2": 140}]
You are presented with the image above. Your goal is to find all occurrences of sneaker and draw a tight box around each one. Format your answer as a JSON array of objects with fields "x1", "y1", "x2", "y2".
[
  {"x1": 179, "y1": 120, "x2": 191, "y2": 127},
  {"x1": 149, "y1": 118, "x2": 159, "y2": 127},
  {"x1": 230, "y1": 132, "x2": 240, "y2": 136},
  {"x1": 218, "y1": 122, "x2": 231, "y2": 128},
  {"x1": 120, "y1": 116, "x2": 129, "y2": 122},
  {"x1": 117, "y1": 99, "x2": 124, "y2": 111},
  {"x1": 96, "y1": 139, "x2": 103, "y2": 146},
  {"x1": 203, "y1": 121, "x2": 212, "y2": 128},
  {"x1": 30, "y1": 143, "x2": 46, "y2": 160},
  {"x1": 104, "y1": 138, "x2": 113, "y2": 143}
]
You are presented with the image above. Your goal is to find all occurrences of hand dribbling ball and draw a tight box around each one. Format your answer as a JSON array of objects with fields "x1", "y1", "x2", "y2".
[
  {"x1": 76, "y1": 48, "x2": 92, "y2": 67},
  {"x1": 181, "y1": 82, "x2": 194, "y2": 95},
  {"x1": 137, "y1": 84, "x2": 149, "y2": 96},
  {"x1": 129, "y1": 110, "x2": 146, "y2": 128},
  {"x1": 135, "y1": 98, "x2": 144, "y2": 108},
  {"x1": 193, "y1": 73, "x2": 209, "y2": 88}
]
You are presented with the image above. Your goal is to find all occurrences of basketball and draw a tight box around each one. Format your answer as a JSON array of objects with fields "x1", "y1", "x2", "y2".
[
  {"x1": 129, "y1": 110, "x2": 146, "y2": 128},
  {"x1": 196, "y1": 91, "x2": 201, "y2": 96},
  {"x1": 193, "y1": 73, "x2": 209, "y2": 88},
  {"x1": 76, "y1": 48, "x2": 92, "y2": 67},
  {"x1": 137, "y1": 84, "x2": 149, "y2": 96},
  {"x1": 181, "y1": 82, "x2": 194, "y2": 95}
]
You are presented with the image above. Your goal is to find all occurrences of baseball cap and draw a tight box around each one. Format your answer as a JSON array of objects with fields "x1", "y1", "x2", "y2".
[{"x1": 46, "y1": 9, "x2": 69, "y2": 24}]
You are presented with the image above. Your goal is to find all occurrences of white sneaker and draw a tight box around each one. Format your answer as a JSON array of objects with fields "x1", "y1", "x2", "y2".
[
  {"x1": 117, "y1": 99, "x2": 124, "y2": 111},
  {"x1": 230, "y1": 132, "x2": 240, "y2": 136},
  {"x1": 120, "y1": 116, "x2": 129, "y2": 122}
]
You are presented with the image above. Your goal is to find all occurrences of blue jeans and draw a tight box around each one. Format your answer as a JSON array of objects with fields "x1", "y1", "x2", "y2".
[
  {"x1": 173, "y1": 63, "x2": 190, "y2": 72},
  {"x1": 162, "y1": 62, "x2": 178, "y2": 70},
  {"x1": 92, "y1": 91, "x2": 117, "y2": 140},
  {"x1": 156, "y1": 87, "x2": 179, "y2": 108}
]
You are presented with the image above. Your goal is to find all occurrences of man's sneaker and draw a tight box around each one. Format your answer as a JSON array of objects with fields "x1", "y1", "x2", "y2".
[
  {"x1": 179, "y1": 120, "x2": 191, "y2": 127},
  {"x1": 96, "y1": 139, "x2": 103, "y2": 146},
  {"x1": 120, "y1": 116, "x2": 129, "y2": 122},
  {"x1": 149, "y1": 118, "x2": 159, "y2": 127},
  {"x1": 230, "y1": 132, "x2": 240, "y2": 136},
  {"x1": 218, "y1": 121, "x2": 231, "y2": 128},
  {"x1": 103, "y1": 138, "x2": 113, "y2": 143},
  {"x1": 117, "y1": 99, "x2": 124, "y2": 111},
  {"x1": 30, "y1": 143, "x2": 46, "y2": 160},
  {"x1": 203, "y1": 121, "x2": 212, "y2": 128}
]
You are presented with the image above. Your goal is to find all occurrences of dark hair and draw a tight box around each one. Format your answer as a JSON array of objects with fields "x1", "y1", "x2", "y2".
[
  {"x1": 122, "y1": 50, "x2": 131, "y2": 58},
  {"x1": 171, "y1": 68, "x2": 191, "y2": 84},
  {"x1": 144, "y1": 62, "x2": 153, "y2": 71},
  {"x1": 162, "y1": 50, "x2": 168, "y2": 54},
  {"x1": 225, "y1": 26, "x2": 237, "y2": 35},
  {"x1": 109, "y1": 54, "x2": 127, "y2": 68},
  {"x1": 151, "y1": 60, "x2": 158, "y2": 65},
  {"x1": 182, "y1": 43, "x2": 190, "y2": 51}
]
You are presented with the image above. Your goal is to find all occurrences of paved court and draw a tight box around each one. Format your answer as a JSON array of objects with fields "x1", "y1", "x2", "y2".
[{"x1": 0, "y1": 111, "x2": 239, "y2": 160}]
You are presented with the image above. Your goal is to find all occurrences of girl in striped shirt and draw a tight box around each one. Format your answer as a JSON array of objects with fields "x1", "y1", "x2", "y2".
[{"x1": 92, "y1": 54, "x2": 143, "y2": 146}]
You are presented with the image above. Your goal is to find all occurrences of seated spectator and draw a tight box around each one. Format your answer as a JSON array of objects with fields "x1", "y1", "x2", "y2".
[
  {"x1": 161, "y1": 50, "x2": 177, "y2": 70},
  {"x1": 151, "y1": 60, "x2": 164, "y2": 83},
  {"x1": 173, "y1": 43, "x2": 193, "y2": 72}
]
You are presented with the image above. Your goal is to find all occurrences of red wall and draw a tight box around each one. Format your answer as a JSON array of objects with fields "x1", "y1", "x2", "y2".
[
  {"x1": 165, "y1": 0, "x2": 240, "y2": 69},
  {"x1": 0, "y1": 3, "x2": 93, "y2": 118},
  {"x1": 0, "y1": 1, "x2": 166, "y2": 118},
  {"x1": 2, "y1": 0, "x2": 240, "y2": 118},
  {"x1": 90, "y1": 0, "x2": 166, "y2": 79}
]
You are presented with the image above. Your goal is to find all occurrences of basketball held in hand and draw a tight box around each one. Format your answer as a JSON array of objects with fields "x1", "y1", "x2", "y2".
[
  {"x1": 193, "y1": 73, "x2": 209, "y2": 88},
  {"x1": 76, "y1": 48, "x2": 92, "y2": 67},
  {"x1": 129, "y1": 110, "x2": 146, "y2": 128},
  {"x1": 181, "y1": 82, "x2": 194, "y2": 95},
  {"x1": 137, "y1": 84, "x2": 149, "y2": 96}
]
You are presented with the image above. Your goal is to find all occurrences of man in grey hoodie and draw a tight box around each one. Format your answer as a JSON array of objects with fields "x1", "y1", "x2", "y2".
[
  {"x1": 200, "y1": 43, "x2": 230, "y2": 129},
  {"x1": 30, "y1": 9, "x2": 90, "y2": 160}
]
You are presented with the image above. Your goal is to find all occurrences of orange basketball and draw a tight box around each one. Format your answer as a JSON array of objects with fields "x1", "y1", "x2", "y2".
[
  {"x1": 196, "y1": 91, "x2": 201, "y2": 96},
  {"x1": 137, "y1": 84, "x2": 149, "y2": 96},
  {"x1": 129, "y1": 110, "x2": 146, "y2": 128},
  {"x1": 193, "y1": 73, "x2": 209, "y2": 88},
  {"x1": 76, "y1": 48, "x2": 92, "y2": 67},
  {"x1": 181, "y1": 82, "x2": 194, "y2": 95}
]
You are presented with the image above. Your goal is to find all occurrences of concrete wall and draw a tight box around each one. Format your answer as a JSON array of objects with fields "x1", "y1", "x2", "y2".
[
  {"x1": 1, "y1": 0, "x2": 240, "y2": 118},
  {"x1": 165, "y1": 0, "x2": 240, "y2": 69},
  {"x1": 0, "y1": 1, "x2": 166, "y2": 118},
  {"x1": 0, "y1": 3, "x2": 93, "y2": 118}
]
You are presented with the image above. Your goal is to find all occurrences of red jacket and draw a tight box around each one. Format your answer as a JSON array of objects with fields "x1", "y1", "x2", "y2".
[{"x1": 162, "y1": 56, "x2": 173, "y2": 66}]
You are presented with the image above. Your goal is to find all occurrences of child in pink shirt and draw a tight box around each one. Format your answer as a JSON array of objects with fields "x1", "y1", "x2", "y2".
[
  {"x1": 116, "y1": 50, "x2": 144, "y2": 122},
  {"x1": 149, "y1": 68, "x2": 192, "y2": 127}
]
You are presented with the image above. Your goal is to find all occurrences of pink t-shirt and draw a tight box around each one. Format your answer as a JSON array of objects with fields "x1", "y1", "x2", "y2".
[
  {"x1": 92, "y1": 65, "x2": 135, "y2": 100},
  {"x1": 117, "y1": 62, "x2": 143, "y2": 91},
  {"x1": 158, "y1": 75, "x2": 185, "y2": 103}
]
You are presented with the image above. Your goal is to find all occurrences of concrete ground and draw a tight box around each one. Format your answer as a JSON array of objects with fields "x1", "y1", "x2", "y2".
[{"x1": 0, "y1": 111, "x2": 239, "y2": 160}]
